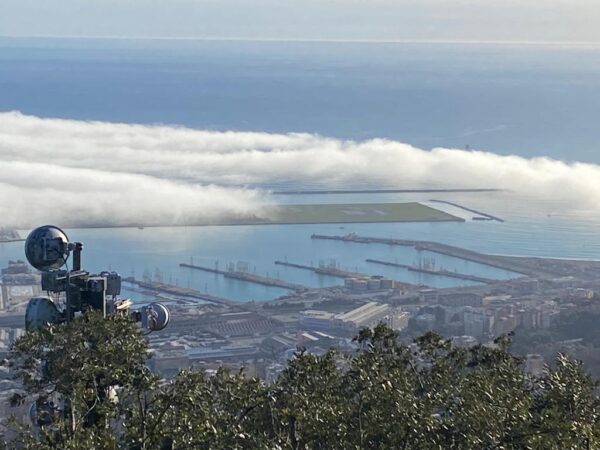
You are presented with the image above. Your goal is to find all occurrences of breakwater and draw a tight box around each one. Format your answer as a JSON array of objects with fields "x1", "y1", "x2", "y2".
[
  {"x1": 429, "y1": 199, "x2": 504, "y2": 222},
  {"x1": 311, "y1": 233, "x2": 539, "y2": 277}
]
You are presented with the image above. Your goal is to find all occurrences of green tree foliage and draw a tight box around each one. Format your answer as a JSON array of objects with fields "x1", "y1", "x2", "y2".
[
  {"x1": 4, "y1": 317, "x2": 600, "y2": 449},
  {"x1": 7, "y1": 311, "x2": 156, "y2": 449}
]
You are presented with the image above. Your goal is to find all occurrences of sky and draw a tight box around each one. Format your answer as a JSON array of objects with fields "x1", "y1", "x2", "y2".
[{"x1": 1, "y1": 0, "x2": 600, "y2": 43}]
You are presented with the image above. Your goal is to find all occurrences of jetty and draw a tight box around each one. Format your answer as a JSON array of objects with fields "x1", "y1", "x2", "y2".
[
  {"x1": 365, "y1": 258, "x2": 498, "y2": 284},
  {"x1": 179, "y1": 263, "x2": 307, "y2": 292},
  {"x1": 429, "y1": 199, "x2": 505, "y2": 222}
]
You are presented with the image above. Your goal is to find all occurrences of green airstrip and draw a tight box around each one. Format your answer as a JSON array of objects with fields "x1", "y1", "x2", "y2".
[{"x1": 233, "y1": 202, "x2": 463, "y2": 226}]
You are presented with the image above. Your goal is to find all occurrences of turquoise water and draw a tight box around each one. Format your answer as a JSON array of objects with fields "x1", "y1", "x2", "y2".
[
  {"x1": 2, "y1": 191, "x2": 600, "y2": 301},
  {"x1": 1, "y1": 38, "x2": 600, "y2": 300}
]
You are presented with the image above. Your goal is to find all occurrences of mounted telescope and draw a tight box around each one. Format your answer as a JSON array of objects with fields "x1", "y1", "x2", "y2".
[{"x1": 23, "y1": 225, "x2": 169, "y2": 332}]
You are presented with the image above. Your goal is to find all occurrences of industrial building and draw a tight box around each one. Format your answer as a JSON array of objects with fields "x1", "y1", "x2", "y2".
[
  {"x1": 334, "y1": 302, "x2": 393, "y2": 331},
  {"x1": 300, "y1": 302, "x2": 408, "y2": 333}
]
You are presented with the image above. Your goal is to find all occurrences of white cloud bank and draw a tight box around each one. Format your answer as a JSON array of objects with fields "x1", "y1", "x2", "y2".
[{"x1": 0, "y1": 111, "x2": 598, "y2": 227}]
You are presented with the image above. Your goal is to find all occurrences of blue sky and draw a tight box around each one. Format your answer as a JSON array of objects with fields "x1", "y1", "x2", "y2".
[{"x1": 1, "y1": 0, "x2": 599, "y2": 43}]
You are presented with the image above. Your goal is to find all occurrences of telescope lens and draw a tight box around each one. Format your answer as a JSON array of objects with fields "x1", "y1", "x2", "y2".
[{"x1": 25, "y1": 225, "x2": 70, "y2": 271}]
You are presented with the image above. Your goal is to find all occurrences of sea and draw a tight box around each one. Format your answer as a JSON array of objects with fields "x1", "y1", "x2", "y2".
[{"x1": 1, "y1": 37, "x2": 600, "y2": 302}]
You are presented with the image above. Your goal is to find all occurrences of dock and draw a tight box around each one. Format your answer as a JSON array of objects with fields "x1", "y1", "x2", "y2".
[
  {"x1": 179, "y1": 263, "x2": 307, "y2": 291},
  {"x1": 274, "y1": 260, "x2": 365, "y2": 279},
  {"x1": 311, "y1": 234, "x2": 542, "y2": 277},
  {"x1": 365, "y1": 258, "x2": 498, "y2": 284},
  {"x1": 123, "y1": 277, "x2": 240, "y2": 308},
  {"x1": 429, "y1": 199, "x2": 505, "y2": 222}
]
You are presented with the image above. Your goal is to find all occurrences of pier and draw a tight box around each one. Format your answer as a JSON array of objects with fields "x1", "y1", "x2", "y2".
[
  {"x1": 123, "y1": 277, "x2": 240, "y2": 308},
  {"x1": 179, "y1": 263, "x2": 307, "y2": 291},
  {"x1": 274, "y1": 260, "x2": 365, "y2": 279},
  {"x1": 311, "y1": 233, "x2": 541, "y2": 277},
  {"x1": 429, "y1": 199, "x2": 505, "y2": 222},
  {"x1": 365, "y1": 258, "x2": 498, "y2": 284}
]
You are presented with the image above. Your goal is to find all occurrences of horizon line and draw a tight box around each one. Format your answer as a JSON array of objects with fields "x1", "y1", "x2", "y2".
[{"x1": 2, "y1": 34, "x2": 600, "y2": 48}]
